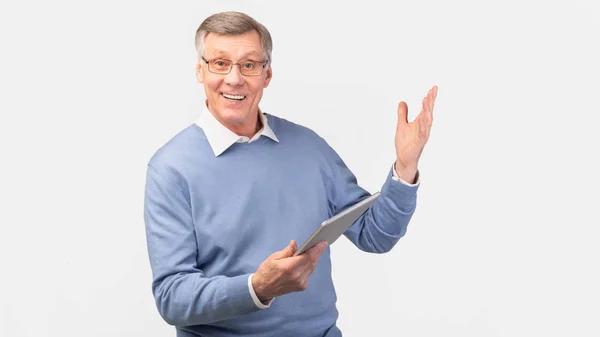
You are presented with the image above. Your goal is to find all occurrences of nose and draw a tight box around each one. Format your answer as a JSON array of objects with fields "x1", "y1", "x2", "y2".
[{"x1": 224, "y1": 64, "x2": 246, "y2": 86}]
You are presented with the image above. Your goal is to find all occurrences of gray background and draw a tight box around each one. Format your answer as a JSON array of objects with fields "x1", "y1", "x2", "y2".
[{"x1": 1, "y1": 0, "x2": 599, "y2": 336}]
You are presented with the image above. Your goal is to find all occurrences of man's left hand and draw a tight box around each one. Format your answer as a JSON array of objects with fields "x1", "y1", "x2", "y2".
[{"x1": 394, "y1": 85, "x2": 438, "y2": 183}]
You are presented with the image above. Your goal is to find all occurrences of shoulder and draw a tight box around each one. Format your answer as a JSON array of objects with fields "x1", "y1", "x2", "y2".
[
  {"x1": 147, "y1": 124, "x2": 210, "y2": 185},
  {"x1": 149, "y1": 124, "x2": 203, "y2": 165},
  {"x1": 265, "y1": 113, "x2": 328, "y2": 148},
  {"x1": 265, "y1": 113, "x2": 341, "y2": 167}
]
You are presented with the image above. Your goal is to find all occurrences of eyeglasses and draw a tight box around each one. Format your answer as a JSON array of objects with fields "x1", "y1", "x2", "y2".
[{"x1": 201, "y1": 56, "x2": 269, "y2": 76}]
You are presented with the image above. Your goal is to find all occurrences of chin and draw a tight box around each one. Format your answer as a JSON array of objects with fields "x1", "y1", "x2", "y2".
[{"x1": 217, "y1": 107, "x2": 251, "y2": 124}]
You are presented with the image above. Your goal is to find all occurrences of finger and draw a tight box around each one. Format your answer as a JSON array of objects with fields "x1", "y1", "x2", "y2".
[
  {"x1": 430, "y1": 87, "x2": 437, "y2": 113},
  {"x1": 428, "y1": 86, "x2": 437, "y2": 128},
  {"x1": 307, "y1": 241, "x2": 327, "y2": 258},
  {"x1": 427, "y1": 89, "x2": 434, "y2": 113},
  {"x1": 284, "y1": 242, "x2": 326, "y2": 291},
  {"x1": 426, "y1": 86, "x2": 437, "y2": 119},
  {"x1": 305, "y1": 241, "x2": 327, "y2": 267},
  {"x1": 419, "y1": 99, "x2": 429, "y2": 138},
  {"x1": 281, "y1": 255, "x2": 314, "y2": 287},
  {"x1": 295, "y1": 245, "x2": 325, "y2": 289},
  {"x1": 281, "y1": 249, "x2": 314, "y2": 268},
  {"x1": 296, "y1": 263, "x2": 315, "y2": 290},
  {"x1": 272, "y1": 240, "x2": 297, "y2": 259},
  {"x1": 423, "y1": 90, "x2": 435, "y2": 120},
  {"x1": 397, "y1": 101, "x2": 409, "y2": 127},
  {"x1": 293, "y1": 242, "x2": 324, "y2": 269}
]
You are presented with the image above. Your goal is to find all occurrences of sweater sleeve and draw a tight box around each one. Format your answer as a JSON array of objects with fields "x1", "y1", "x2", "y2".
[
  {"x1": 321, "y1": 142, "x2": 419, "y2": 254},
  {"x1": 144, "y1": 165, "x2": 261, "y2": 326}
]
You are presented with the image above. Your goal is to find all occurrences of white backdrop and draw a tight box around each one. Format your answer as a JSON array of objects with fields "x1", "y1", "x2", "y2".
[{"x1": 1, "y1": 1, "x2": 599, "y2": 336}]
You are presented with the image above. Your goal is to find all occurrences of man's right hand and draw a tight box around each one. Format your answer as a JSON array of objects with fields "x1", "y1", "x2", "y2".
[{"x1": 251, "y1": 240, "x2": 328, "y2": 303}]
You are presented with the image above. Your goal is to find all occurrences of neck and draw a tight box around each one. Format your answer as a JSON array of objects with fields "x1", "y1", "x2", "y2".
[
  {"x1": 207, "y1": 105, "x2": 263, "y2": 138},
  {"x1": 231, "y1": 113, "x2": 262, "y2": 138}
]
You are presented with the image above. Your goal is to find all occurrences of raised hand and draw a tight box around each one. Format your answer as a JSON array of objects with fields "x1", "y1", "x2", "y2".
[{"x1": 394, "y1": 85, "x2": 438, "y2": 183}]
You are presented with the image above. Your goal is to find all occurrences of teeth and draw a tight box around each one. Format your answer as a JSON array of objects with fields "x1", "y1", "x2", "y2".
[{"x1": 222, "y1": 93, "x2": 245, "y2": 100}]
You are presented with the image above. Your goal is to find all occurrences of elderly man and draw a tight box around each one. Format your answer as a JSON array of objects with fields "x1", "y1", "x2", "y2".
[{"x1": 144, "y1": 11, "x2": 437, "y2": 337}]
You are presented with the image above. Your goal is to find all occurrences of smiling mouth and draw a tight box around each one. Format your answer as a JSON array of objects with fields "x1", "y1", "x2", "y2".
[{"x1": 221, "y1": 93, "x2": 246, "y2": 101}]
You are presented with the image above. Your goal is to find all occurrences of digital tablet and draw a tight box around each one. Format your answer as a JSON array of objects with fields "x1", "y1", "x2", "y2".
[{"x1": 293, "y1": 192, "x2": 381, "y2": 256}]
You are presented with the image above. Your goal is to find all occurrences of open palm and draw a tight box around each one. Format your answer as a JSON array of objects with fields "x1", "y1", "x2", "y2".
[{"x1": 394, "y1": 85, "x2": 438, "y2": 180}]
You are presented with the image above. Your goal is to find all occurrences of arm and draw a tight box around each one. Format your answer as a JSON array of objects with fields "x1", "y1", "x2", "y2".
[
  {"x1": 144, "y1": 165, "x2": 260, "y2": 326},
  {"x1": 324, "y1": 148, "x2": 419, "y2": 254},
  {"x1": 328, "y1": 86, "x2": 438, "y2": 253}
]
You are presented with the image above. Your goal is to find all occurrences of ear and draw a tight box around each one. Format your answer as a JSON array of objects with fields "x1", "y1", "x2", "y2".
[
  {"x1": 195, "y1": 61, "x2": 204, "y2": 84},
  {"x1": 263, "y1": 65, "x2": 273, "y2": 88}
]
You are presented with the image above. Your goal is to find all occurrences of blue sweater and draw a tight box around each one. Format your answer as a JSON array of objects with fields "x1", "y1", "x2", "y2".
[{"x1": 144, "y1": 114, "x2": 419, "y2": 336}]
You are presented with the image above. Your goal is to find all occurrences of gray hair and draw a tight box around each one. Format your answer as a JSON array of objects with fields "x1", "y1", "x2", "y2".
[{"x1": 195, "y1": 11, "x2": 273, "y2": 63}]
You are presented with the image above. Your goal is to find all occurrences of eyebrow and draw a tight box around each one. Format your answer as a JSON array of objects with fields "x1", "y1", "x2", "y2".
[{"x1": 210, "y1": 50, "x2": 262, "y2": 60}]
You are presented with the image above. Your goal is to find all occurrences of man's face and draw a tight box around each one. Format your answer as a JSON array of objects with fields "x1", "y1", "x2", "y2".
[{"x1": 196, "y1": 30, "x2": 272, "y2": 131}]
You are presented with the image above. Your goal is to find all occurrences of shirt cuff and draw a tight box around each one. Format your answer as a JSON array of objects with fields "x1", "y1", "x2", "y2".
[
  {"x1": 391, "y1": 163, "x2": 420, "y2": 186},
  {"x1": 248, "y1": 274, "x2": 274, "y2": 309}
]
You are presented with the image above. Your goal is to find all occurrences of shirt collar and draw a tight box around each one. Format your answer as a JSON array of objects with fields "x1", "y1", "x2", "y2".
[{"x1": 195, "y1": 104, "x2": 279, "y2": 157}]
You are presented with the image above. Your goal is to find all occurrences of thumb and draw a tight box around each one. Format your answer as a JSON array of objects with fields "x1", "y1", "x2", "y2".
[
  {"x1": 272, "y1": 240, "x2": 297, "y2": 259},
  {"x1": 397, "y1": 101, "x2": 408, "y2": 126}
]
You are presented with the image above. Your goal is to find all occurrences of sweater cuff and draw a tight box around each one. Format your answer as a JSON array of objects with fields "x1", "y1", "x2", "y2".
[
  {"x1": 248, "y1": 274, "x2": 274, "y2": 309},
  {"x1": 391, "y1": 162, "x2": 421, "y2": 186},
  {"x1": 383, "y1": 164, "x2": 419, "y2": 209}
]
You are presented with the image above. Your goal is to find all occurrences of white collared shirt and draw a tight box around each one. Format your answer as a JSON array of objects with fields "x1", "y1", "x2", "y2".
[
  {"x1": 195, "y1": 106, "x2": 419, "y2": 309},
  {"x1": 195, "y1": 106, "x2": 278, "y2": 157}
]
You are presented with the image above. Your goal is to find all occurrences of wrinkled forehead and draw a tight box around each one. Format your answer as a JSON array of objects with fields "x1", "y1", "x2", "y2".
[{"x1": 203, "y1": 31, "x2": 264, "y2": 60}]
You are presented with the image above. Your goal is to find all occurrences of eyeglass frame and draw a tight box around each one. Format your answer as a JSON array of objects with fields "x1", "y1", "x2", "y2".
[{"x1": 201, "y1": 56, "x2": 269, "y2": 76}]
